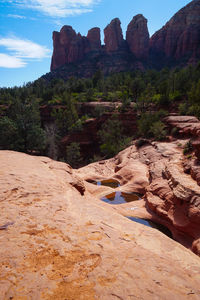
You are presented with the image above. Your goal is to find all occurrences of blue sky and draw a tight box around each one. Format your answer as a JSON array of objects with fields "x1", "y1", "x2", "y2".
[{"x1": 0, "y1": 0, "x2": 192, "y2": 87}]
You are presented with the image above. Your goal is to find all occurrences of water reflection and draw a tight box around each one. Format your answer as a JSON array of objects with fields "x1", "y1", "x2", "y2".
[
  {"x1": 127, "y1": 216, "x2": 173, "y2": 238},
  {"x1": 87, "y1": 179, "x2": 120, "y2": 188},
  {"x1": 101, "y1": 191, "x2": 140, "y2": 205}
]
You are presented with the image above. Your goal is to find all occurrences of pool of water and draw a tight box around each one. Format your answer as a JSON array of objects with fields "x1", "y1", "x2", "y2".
[
  {"x1": 87, "y1": 179, "x2": 120, "y2": 188},
  {"x1": 101, "y1": 191, "x2": 140, "y2": 205},
  {"x1": 127, "y1": 216, "x2": 173, "y2": 238}
]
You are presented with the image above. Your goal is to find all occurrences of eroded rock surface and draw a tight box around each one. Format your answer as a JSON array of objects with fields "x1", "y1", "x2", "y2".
[
  {"x1": 164, "y1": 115, "x2": 200, "y2": 159},
  {"x1": 78, "y1": 139, "x2": 200, "y2": 256},
  {"x1": 1, "y1": 150, "x2": 200, "y2": 299}
]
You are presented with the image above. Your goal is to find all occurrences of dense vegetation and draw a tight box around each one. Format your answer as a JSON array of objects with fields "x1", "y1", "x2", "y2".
[{"x1": 1, "y1": 63, "x2": 200, "y2": 167}]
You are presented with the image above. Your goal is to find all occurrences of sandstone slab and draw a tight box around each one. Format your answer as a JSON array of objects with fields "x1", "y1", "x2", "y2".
[{"x1": 1, "y1": 150, "x2": 200, "y2": 299}]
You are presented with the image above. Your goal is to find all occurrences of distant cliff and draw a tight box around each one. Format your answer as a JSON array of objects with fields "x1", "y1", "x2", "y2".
[
  {"x1": 150, "y1": 0, "x2": 200, "y2": 67},
  {"x1": 46, "y1": 0, "x2": 200, "y2": 81}
]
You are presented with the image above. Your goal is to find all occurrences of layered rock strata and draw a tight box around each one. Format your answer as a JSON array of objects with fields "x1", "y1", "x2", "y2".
[
  {"x1": 78, "y1": 137, "x2": 200, "y2": 256},
  {"x1": 1, "y1": 150, "x2": 200, "y2": 299},
  {"x1": 164, "y1": 115, "x2": 200, "y2": 159}
]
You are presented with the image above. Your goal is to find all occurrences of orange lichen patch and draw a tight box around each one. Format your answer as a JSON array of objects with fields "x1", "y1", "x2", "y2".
[
  {"x1": 25, "y1": 246, "x2": 101, "y2": 299},
  {"x1": 44, "y1": 280, "x2": 95, "y2": 300},
  {"x1": 32, "y1": 248, "x2": 101, "y2": 300}
]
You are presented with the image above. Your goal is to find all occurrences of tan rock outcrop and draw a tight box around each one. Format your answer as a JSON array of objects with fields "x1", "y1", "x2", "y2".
[{"x1": 1, "y1": 150, "x2": 200, "y2": 299}]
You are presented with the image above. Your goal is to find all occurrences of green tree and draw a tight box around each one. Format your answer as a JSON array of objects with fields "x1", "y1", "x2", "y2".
[
  {"x1": 52, "y1": 92, "x2": 78, "y2": 135},
  {"x1": 0, "y1": 117, "x2": 19, "y2": 150},
  {"x1": 138, "y1": 111, "x2": 167, "y2": 139},
  {"x1": 130, "y1": 77, "x2": 145, "y2": 102},
  {"x1": 1, "y1": 97, "x2": 46, "y2": 152},
  {"x1": 150, "y1": 121, "x2": 166, "y2": 140},
  {"x1": 66, "y1": 142, "x2": 82, "y2": 168},
  {"x1": 98, "y1": 115, "x2": 131, "y2": 158}
]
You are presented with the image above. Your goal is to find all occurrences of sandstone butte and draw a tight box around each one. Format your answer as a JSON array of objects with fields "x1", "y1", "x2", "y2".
[
  {"x1": 1, "y1": 115, "x2": 200, "y2": 300},
  {"x1": 49, "y1": 0, "x2": 200, "y2": 78}
]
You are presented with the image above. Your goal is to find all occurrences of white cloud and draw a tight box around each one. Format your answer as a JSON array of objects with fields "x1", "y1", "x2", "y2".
[
  {"x1": 0, "y1": 53, "x2": 26, "y2": 68},
  {"x1": 7, "y1": 14, "x2": 26, "y2": 19},
  {"x1": 0, "y1": 37, "x2": 50, "y2": 59},
  {"x1": 11, "y1": 0, "x2": 100, "y2": 17},
  {"x1": 0, "y1": 37, "x2": 51, "y2": 68}
]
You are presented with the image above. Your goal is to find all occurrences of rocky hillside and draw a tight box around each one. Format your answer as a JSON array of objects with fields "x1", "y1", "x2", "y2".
[
  {"x1": 1, "y1": 148, "x2": 200, "y2": 299},
  {"x1": 45, "y1": 0, "x2": 200, "y2": 81}
]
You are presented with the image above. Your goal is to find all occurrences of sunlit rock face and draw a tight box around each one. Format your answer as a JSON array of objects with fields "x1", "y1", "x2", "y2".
[
  {"x1": 50, "y1": 0, "x2": 200, "y2": 78},
  {"x1": 1, "y1": 149, "x2": 200, "y2": 299},
  {"x1": 149, "y1": 0, "x2": 200, "y2": 65}
]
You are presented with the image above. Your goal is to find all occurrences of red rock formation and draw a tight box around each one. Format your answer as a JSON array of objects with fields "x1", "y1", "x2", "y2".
[
  {"x1": 50, "y1": 1, "x2": 200, "y2": 76},
  {"x1": 51, "y1": 26, "x2": 77, "y2": 70},
  {"x1": 51, "y1": 27, "x2": 92, "y2": 70},
  {"x1": 87, "y1": 27, "x2": 101, "y2": 51},
  {"x1": 164, "y1": 115, "x2": 200, "y2": 159},
  {"x1": 104, "y1": 18, "x2": 124, "y2": 52},
  {"x1": 150, "y1": 0, "x2": 200, "y2": 63},
  {"x1": 68, "y1": 33, "x2": 85, "y2": 63},
  {"x1": 126, "y1": 14, "x2": 149, "y2": 59},
  {"x1": 78, "y1": 137, "x2": 200, "y2": 256}
]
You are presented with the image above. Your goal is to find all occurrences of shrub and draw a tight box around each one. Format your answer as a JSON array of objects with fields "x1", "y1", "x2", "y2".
[
  {"x1": 135, "y1": 139, "x2": 150, "y2": 148},
  {"x1": 66, "y1": 142, "x2": 82, "y2": 168},
  {"x1": 178, "y1": 103, "x2": 188, "y2": 115},
  {"x1": 150, "y1": 121, "x2": 167, "y2": 141},
  {"x1": 183, "y1": 141, "x2": 192, "y2": 155},
  {"x1": 171, "y1": 127, "x2": 178, "y2": 137},
  {"x1": 137, "y1": 111, "x2": 167, "y2": 140},
  {"x1": 98, "y1": 115, "x2": 131, "y2": 158}
]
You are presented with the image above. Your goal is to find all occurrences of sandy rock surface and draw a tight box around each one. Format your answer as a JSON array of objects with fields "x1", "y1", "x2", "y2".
[{"x1": 1, "y1": 150, "x2": 200, "y2": 299}]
